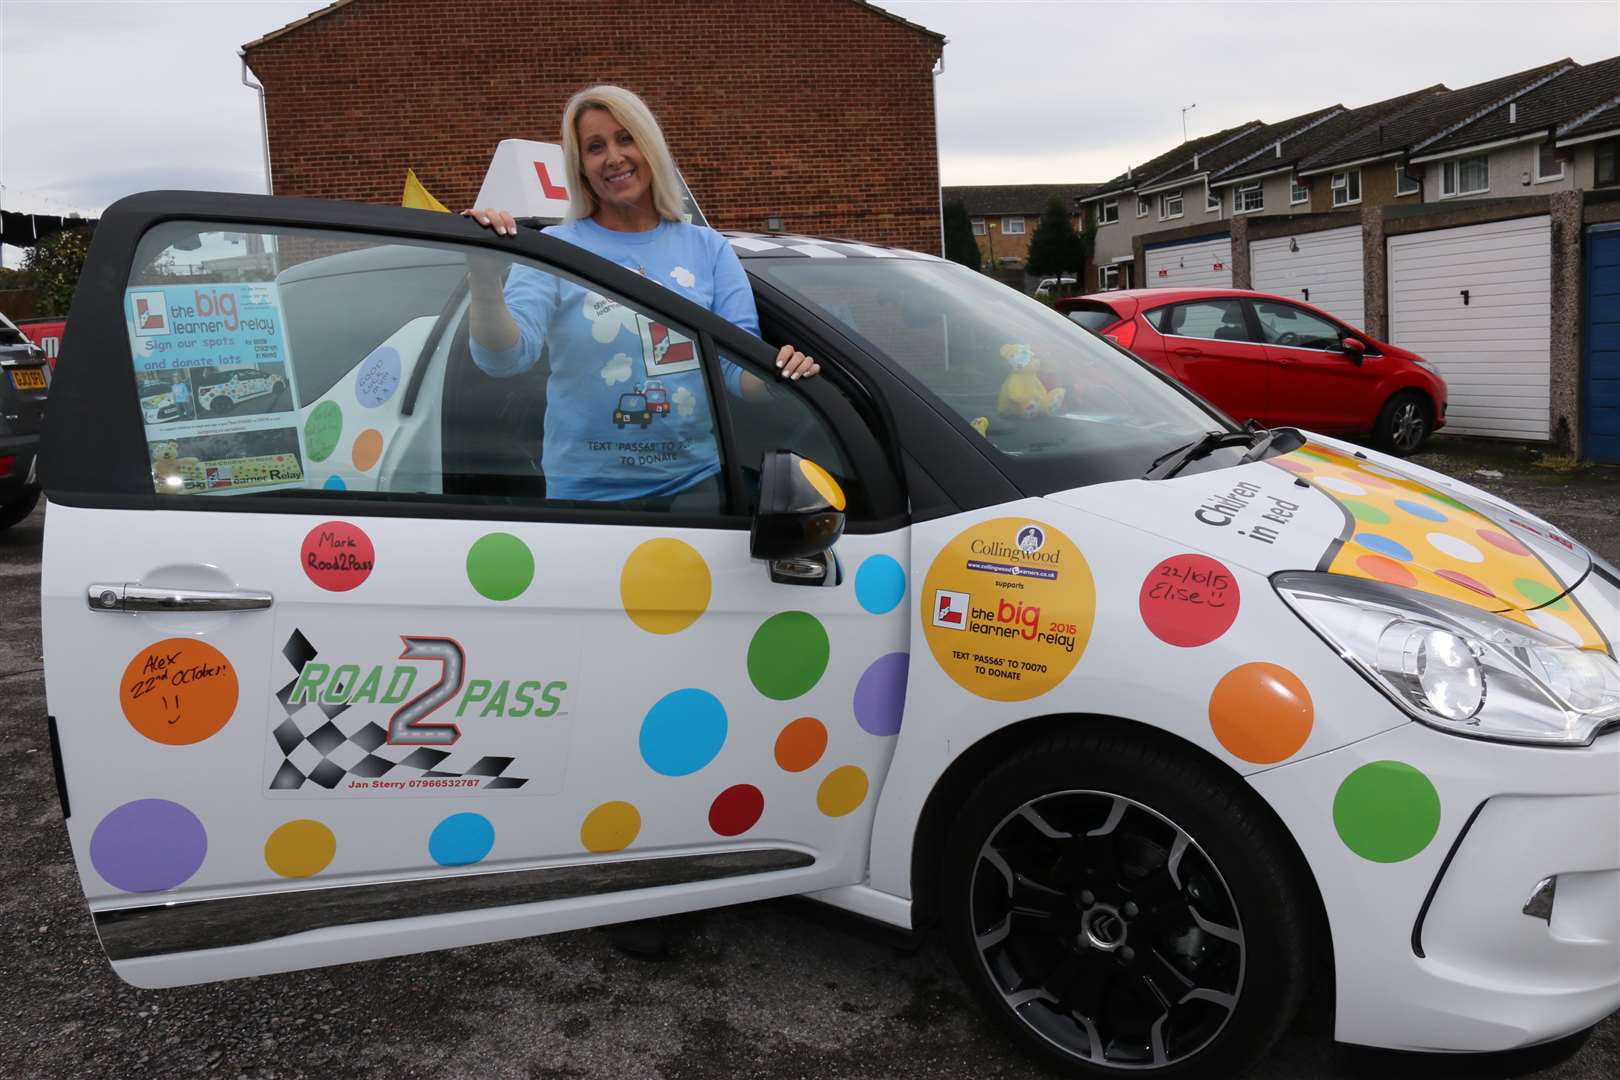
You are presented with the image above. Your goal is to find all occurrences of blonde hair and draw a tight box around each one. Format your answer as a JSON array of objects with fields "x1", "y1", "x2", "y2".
[{"x1": 560, "y1": 85, "x2": 685, "y2": 223}]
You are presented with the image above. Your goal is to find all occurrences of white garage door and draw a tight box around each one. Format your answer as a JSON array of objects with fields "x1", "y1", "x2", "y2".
[
  {"x1": 1251, "y1": 225, "x2": 1365, "y2": 329},
  {"x1": 1388, "y1": 216, "x2": 1550, "y2": 440},
  {"x1": 1146, "y1": 235, "x2": 1232, "y2": 289}
]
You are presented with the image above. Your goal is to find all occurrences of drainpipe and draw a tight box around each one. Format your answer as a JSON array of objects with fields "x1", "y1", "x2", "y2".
[
  {"x1": 934, "y1": 43, "x2": 948, "y2": 256},
  {"x1": 240, "y1": 51, "x2": 273, "y2": 195}
]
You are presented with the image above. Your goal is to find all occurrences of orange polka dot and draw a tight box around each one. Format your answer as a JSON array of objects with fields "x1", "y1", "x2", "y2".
[
  {"x1": 1209, "y1": 663, "x2": 1313, "y2": 764},
  {"x1": 1356, "y1": 554, "x2": 1416, "y2": 588},
  {"x1": 352, "y1": 429, "x2": 384, "y2": 471},
  {"x1": 1355, "y1": 472, "x2": 1394, "y2": 489},
  {"x1": 774, "y1": 717, "x2": 827, "y2": 773}
]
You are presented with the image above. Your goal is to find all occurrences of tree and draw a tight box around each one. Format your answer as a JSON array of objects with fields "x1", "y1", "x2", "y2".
[
  {"x1": 942, "y1": 200, "x2": 981, "y2": 271},
  {"x1": 1025, "y1": 196, "x2": 1086, "y2": 282},
  {"x1": 22, "y1": 223, "x2": 94, "y2": 317}
]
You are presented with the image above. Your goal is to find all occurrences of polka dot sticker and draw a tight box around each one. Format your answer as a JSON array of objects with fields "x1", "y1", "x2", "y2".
[
  {"x1": 264, "y1": 819, "x2": 336, "y2": 878},
  {"x1": 1426, "y1": 532, "x2": 1483, "y2": 563},
  {"x1": 854, "y1": 555, "x2": 906, "y2": 615},
  {"x1": 747, "y1": 612, "x2": 830, "y2": 700},
  {"x1": 1355, "y1": 534, "x2": 1413, "y2": 562},
  {"x1": 1513, "y1": 577, "x2": 1569, "y2": 610},
  {"x1": 1208, "y1": 662, "x2": 1313, "y2": 764},
  {"x1": 640, "y1": 688, "x2": 727, "y2": 776},
  {"x1": 351, "y1": 429, "x2": 384, "y2": 472},
  {"x1": 798, "y1": 458, "x2": 846, "y2": 511},
  {"x1": 1478, "y1": 529, "x2": 1530, "y2": 557},
  {"x1": 305, "y1": 401, "x2": 343, "y2": 463},
  {"x1": 323, "y1": 474, "x2": 347, "y2": 491},
  {"x1": 1313, "y1": 476, "x2": 1366, "y2": 497},
  {"x1": 1528, "y1": 610, "x2": 1584, "y2": 645},
  {"x1": 621, "y1": 538, "x2": 710, "y2": 634},
  {"x1": 1356, "y1": 554, "x2": 1417, "y2": 588},
  {"x1": 1343, "y1": 500, "x2": 1391, "y2": 525},
  {"x1": 354, "y1": 345, "x2": 402, "y2": 408},
  {"x1": 429, "y1": 812, "x2": 494, "y2": 867},
  {"x1": 1139, "y1": 554, "x2": 1240, "y2": 648},
  {"x1": 90, "y1": 799, "x2": 207, "y2": 893},
  {"x1": 120, "y1": 638, "x2": 238, "y2": 746},
  {"x1": 774, "y1": 717, "x2": 827, "y2": 772},
  {"x1": 1435, "y1": 569, "x2": 1493, "y2": 597},
  {"x1": 709, "y1": 784, "x2": 764, "y2": 837},
  {"x1": 301, "y1": 521, "x2": 375, "y2": 592},
  {"x1": 1395, "y1": 498, "x2": 1447, "y2": 523},
  {"x1": 582, "y1": 801, "x2": 641, "y2": 852},
  {"x1": 853, "y1": 653, "x2": 909, "y2": 736},
  {"x1": 466, "y1": 532, "x2": 534, "y2": 601},
  {"x1": 1333, "y1": 761, "x2": 1441, "y2": 863},
  {"x1": 1273, "y1": 458, "x2": 1312, "y2": 476},
  {"x1": 817, "y1": 765, "x2": 869, "y2": 817}
]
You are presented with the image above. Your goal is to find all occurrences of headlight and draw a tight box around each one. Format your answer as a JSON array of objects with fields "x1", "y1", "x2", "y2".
[{"x1": 1275, "y1": 572, "x2": 1620, "y2": 746}]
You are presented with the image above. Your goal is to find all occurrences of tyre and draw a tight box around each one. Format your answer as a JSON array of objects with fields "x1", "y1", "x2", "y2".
[
  {"x1": 208, "y1": 396, "x2": 234, "y2": 416},
  {"x1": 0, "y1": 487, "x2": 41, "y2": 530},
  {"x1": 1373, "y1": 391, "x2": 1430, "y2": 456},
  {"x1": 941, "y1": 729, "x2": 1317, "y2": 1079}
]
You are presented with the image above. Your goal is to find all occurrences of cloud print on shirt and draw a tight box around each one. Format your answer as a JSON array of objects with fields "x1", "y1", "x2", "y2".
[
  {"x1": 582, "y1": 291, "x2": 639, "y2": 344},
  {"x1": 672, "y1": 385, "x2": 696, "y2": 418},
  {"x1": 601, "y1": 352, "x2": 633, "y2": 386},
  {"x1": 671, "y1": 266, "x2": 696, "y2": 289}
]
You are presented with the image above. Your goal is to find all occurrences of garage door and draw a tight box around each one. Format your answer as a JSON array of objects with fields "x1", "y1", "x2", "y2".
[
  {"x1": 1586, "y1": 224, "x2": 1620, "y2": 464},
  {"x1": 1251, "y1": 226, "x2": 1365, "y2": 329},
  {"x1": 1387, "y1": 215, "x2": 1550, "y2": 440},
  {"x1": 1146, "y1": 235, "x2": 1232, "y2": 289}
]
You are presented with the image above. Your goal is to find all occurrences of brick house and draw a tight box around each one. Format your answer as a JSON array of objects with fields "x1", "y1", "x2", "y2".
[
  {"x1": 241, "y1": 0, "x2": 945, "y2": 252},
  {"x1": 940, "y1": 184, "x2": 1098, "y2": 269}
]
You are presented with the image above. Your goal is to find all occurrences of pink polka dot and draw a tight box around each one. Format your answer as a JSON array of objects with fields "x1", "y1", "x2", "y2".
[
  {"x1": 1356, "y1": 554, "x2": 1416, "y2": 588},
  {"x1": 1356, "y1": 472, "x2": 1394, "y2": 489},
  {"x1": 1436, "y1": 569, "x2": 1493, "y2": 597},
  {"x1": 1478, "y1": 529, "x2": 1531, "y2": 557},
  {"x1": 1274, "y1": 458, "x2": 1312, "y2": 476}
]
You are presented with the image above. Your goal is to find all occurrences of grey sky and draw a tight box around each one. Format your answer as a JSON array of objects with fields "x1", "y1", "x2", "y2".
[{"x1": 1, "y1": 0, "x2": 1616, "y2": 262}]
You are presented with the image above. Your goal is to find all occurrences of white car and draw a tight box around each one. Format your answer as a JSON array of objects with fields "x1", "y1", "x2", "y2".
[
  {"x1": 196, "y1": 366, "x2": 284, "y2": 414},
  {"x1": 38, "y1": 192, "x2": 1618, "y2": 1079}
]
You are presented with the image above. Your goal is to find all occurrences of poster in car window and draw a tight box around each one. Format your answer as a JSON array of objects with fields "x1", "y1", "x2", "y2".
[{"x1": 148, "y1": 427, "x2": 304, "y2": 494}]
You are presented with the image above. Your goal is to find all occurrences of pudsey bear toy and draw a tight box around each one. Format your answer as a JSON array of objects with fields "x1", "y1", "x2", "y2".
[{"x1": 996, "y1": 343, "x2": 1065, "y2": 419}]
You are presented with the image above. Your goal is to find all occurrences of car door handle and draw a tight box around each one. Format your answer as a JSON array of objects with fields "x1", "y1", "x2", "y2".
[
  {"x1": 1171, "y1": 346, "x2": 1202, "y2": 357},
  {"x1": 87, "y1": 583, "x2": 274, "y2": 614}
]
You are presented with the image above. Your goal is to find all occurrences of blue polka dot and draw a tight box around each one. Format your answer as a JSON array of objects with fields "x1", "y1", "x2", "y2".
[
  {"x1": 640, "y1": 688, "x2": 727, "y2": 776},
  {"x1": 1394, "y1": 498, "x2": 1446, "y2": 523},
  {"x1": 855, "y1": 555, "x2": 906, "y2": 615},
  {"x1": 1356, "y1": 533, "x2": 1414, "y2": 562},
  {"x1": 323, "y1": 474, "x2": 347, "y2": 491},
  {"x1": 429, "y1": 813, "x2": 494, "y2": 866}
]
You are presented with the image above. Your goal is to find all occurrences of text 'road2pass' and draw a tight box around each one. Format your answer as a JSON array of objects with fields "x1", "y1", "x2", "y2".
[{"x1": 265, "y1": 613, "x2": 580, "y2": 798}]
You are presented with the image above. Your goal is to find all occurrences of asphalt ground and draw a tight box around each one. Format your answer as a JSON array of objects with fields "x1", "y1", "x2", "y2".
[{"x1": 1, "y1": 436, "x2": 1615, "y2": 1079}]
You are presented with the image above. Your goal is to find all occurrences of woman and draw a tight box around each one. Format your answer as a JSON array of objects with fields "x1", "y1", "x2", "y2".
[{"x1": 463, "y1": 84, "x2": 819, "y2": 505}]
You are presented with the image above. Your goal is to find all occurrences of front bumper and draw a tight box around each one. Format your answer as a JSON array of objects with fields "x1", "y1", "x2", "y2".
[
  {"x1": 1251, "y1": 720, "x2": 1618, "y2": 1052},
  {"x1": 0, "y1": 432, "x2": 39, "y2": 502}
]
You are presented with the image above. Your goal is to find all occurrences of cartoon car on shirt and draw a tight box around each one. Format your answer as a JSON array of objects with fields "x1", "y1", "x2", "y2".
[
  {"x1": 643, "y1": 380, "x2": 669, "y2": 416},
  {"x1": 195, "y1": 366, "x2": 285, "y2": 414},
  {"x1": 37, "y1": 191, "x2": 1618, "y2": 1080}
]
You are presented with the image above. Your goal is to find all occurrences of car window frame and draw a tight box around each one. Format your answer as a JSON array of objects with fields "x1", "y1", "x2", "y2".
[
  {"x1": 41, "y1": 190, "x2": 906, "y2": 534},
  {"x1": 1245, "y1": 299, "x2": 1378, "y2": 357},
  {"x1": 1149, "y1": 298, "x2": 1261, "y2": 345}
]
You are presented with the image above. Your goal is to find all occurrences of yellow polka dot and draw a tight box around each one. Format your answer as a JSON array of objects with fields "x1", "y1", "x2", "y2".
[
  {"x1": 816, "y1": 766, "x2": 869, "y2": 817},
  {"x1": 581, "y1": 801, "x2": 641, "y2": 852},
  {"x1": 264, "y1": 819, "x2": 336, "y2": 878},
  {"x1": 620, "y1": 538, "x2": 711, "y2": 634},
  {"x1": 798, "y1": 458, "x2": 846, "y2": 511}
]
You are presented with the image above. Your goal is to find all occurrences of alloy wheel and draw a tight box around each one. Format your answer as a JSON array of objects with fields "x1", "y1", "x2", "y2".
[{"x1": 1391, "y1": 400, "x2": 1426, "y2": 453}]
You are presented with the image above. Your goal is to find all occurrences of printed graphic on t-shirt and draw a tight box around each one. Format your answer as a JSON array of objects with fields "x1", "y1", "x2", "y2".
[
  {"x1": 583, "y1": 291, "x2": 638, "y2": 344},
  {"x1": 636, "y1": 315, "x2": 700, "y2": 376},
  {"x1": 601, "y1": 352, "x2": 634, "y2": 386},
  {"x1": 671, "y1": 265, "x2": 697, "y2": 289}
]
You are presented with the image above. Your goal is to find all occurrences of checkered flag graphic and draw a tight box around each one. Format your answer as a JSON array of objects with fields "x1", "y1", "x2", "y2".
[{"x1": 269, "y1": 628, "x2": 529, "y2": 791}]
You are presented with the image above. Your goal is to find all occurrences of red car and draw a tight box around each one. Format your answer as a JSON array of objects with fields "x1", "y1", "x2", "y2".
[{"x1": 1058, "y1": 289, "x2": 1447, "y2": 456}]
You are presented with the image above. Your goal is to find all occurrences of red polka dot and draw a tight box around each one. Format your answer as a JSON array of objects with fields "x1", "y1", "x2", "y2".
[
  {"x1": 1139, "y1": 554, "x2": 1240, "y2": 647},
  {"x1": 1274, "y1": 458, "x2": 1312, "y2": 476},
  {"x1": 301, "y1": 521, "x2": 375, "y2": 591},
  {"x1": 1478, "y1": 529, "x2": 1530, "y2": 557},
  {"x1": 709, "y1": 784, "x2": 764, "y2": 837},
  {"x1": 1356, "y1": 554, "x2": 1416, "y2": 588},
  {"x1": 1436, "y1": 569, "x2": 1493, "y2": 597},
  {"x1": 1355, "y1": 473, "x2": 1394, "y2": 489}
]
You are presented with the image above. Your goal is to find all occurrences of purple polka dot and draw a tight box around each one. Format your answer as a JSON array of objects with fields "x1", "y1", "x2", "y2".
[
  {"x1": 854, "y1": 652, "x2": 909, "y2": 736},
  {"x1": 90, "y1": 799, "x2": 207, "y2": 893},
  {"x1": 354, "y1": 346, "x2": 402, "y2": 408}
]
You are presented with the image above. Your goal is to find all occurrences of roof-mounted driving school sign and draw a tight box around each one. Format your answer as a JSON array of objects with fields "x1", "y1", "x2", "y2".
[{"x1": 474, "y1": 139, "x2": 708, "y2": 227}]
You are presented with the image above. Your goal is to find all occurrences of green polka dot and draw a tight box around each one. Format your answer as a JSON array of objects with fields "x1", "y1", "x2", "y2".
[
  {"x1": 1333, "y1": 761, "x2": 1442, "y2": 863},
  {"x1": 1513, "y1": 577, "x2": 1570, "y2": 611},
  {"x1": 1344, "y1": 500, "x2": 1390, "y2": 525},
  {"x1": 466, "y1": 533, "x2": 534, "y2": 601},
  {"x1": 1297, "y1": 447, "x2": 1342, "y2": 464},
  {"x1": 747, "y1": 612, "x2": 829, "y2": 700},
  {"x1": 304, "y1": 401, "x2": 343, "y2": 463},
  {"x1": 1425, "y1": 492, "x2": 1474, "y2": 513}
]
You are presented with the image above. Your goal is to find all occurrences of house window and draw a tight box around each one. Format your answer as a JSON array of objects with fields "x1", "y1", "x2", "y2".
[
  {"x1": 1331, "y1": 169, "x2": 1361, "y2": 206},
  {"x1": 1098, "y1": 264, "x2": 1120, "y2": 290},
  {"x1": 1535, "y1": 142, "x2": 1564, "y2": 182},
  {"x1": 1598, "y1": 139, "x2": 1620, "y2": 188},
  {"x1": 1440, "y1": 155, "x2": 1489, "y2": 197},
  {"x1": 1002, "y1": 216, "x2": 1025, "y2": 235},
  {"x1": 1206, "y1": 184, "x2": 1221, "y2": 212},
  {"x1": 970, "y1": 218, "x2": 985, "y2": 236},
  {"x1": 1097, "y1": 199, "x2": 1119, "y2": 225},
  {"x1": 1160, "y1": 190, "x2": 1184, "y2": 219},
  {"x1": 1395, "y1": 166, "x2": 1419, "y2": 196},
  {"x1": 1137, "y1": 197, "x2": 1150, "y2": 218},
  {"x1": 1290, "y1": 179, "x2": 1309, "y2": 205},
  {"x1": 1234, "y1": 182, "x2": 1264, "y2": 213}
]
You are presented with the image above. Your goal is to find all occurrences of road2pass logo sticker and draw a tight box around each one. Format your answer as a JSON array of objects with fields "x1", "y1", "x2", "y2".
[{"x1": 921, "y1": 518, "x2": 1095, "y2": 701}]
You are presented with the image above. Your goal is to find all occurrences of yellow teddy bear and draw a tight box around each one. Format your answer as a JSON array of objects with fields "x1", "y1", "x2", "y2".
[{"x1": 996, "y1": 343, "x2": 1065, "y2": 419}]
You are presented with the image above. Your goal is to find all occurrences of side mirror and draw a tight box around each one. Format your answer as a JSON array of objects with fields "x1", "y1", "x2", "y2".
[
  {"x1": 750, "y1": 451, "x2": 846, "y2": 561},
  {"x1": 1339, "y1": 337, "x2": 1366, "y2": 365}
]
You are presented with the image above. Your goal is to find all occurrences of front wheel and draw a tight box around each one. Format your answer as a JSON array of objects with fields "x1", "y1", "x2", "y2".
[
  {"x1": 1373, "y1": 391, "x2": 1430, "y2": 456},
  {"x1": 941, "y1": 729, "x2": 1317, "y2": 1078}
]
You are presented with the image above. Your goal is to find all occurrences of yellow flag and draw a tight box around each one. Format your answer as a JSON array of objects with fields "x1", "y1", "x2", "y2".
[{"x1": 402, "y1": 169, "x2": 450, "y2": 213}]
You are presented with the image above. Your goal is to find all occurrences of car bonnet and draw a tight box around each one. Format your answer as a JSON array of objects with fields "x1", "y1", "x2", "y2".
[{"x1": 1044, "y1": 438, "x2": 1611, "y2": 655}]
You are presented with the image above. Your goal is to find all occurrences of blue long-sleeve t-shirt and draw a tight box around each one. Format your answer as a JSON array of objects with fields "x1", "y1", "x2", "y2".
[{"x1": 468, "y1": 217, "x2": 756, "y2": 501}]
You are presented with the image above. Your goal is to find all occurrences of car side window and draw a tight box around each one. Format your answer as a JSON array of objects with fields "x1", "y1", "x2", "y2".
[
  {"x1": 124, "y1": 222, "x2": 722, "y2": 514},
  {"x1": 1251, "y1": 301, "x2": 1342, "y2": 350},
  {"x1": 1159, "y1": 300, "x2": 1252, "y2": 342}
]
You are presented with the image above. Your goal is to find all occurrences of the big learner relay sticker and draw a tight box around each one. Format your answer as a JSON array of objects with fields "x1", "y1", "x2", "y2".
[{"x1": 921, "y1": 518, "x2": 1095, "y2": 701}]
